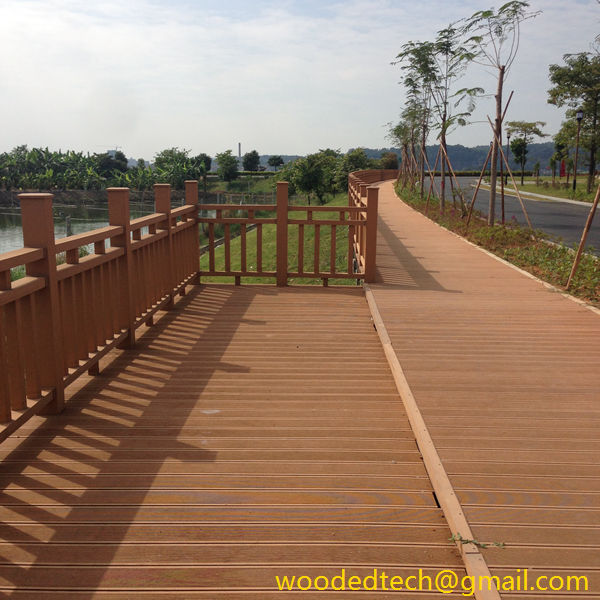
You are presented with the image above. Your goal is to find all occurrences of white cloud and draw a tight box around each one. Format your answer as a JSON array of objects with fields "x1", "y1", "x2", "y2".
[{"x1": 0, "y1": 0, "x2": 598, "y2": 158}]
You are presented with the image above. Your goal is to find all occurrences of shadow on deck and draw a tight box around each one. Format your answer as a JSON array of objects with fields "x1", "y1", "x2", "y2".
[{"x1": 0, "y1": 284, "x2": 461, "y2": 597}]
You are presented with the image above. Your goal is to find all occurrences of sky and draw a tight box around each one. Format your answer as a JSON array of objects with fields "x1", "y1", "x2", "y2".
[{"x1": 0, "y1": 0, "x2": 598, "y2": 160}]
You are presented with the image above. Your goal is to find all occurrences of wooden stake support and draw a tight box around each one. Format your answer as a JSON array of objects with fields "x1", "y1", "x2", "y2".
[
  {"x1": 566, "y1": 183, "x2": 600, "y2": 290},
  {"x1": 487, "y1": 116, "x2": 534, "y2": 232}
]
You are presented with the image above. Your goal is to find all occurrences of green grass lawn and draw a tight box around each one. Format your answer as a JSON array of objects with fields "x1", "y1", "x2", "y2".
[
  {"x1": 199, "y1": 192, "x2": 361, "y2": 286},
  {"x1": 501, "y1": 177, "x2": 597, "y2": 203}
]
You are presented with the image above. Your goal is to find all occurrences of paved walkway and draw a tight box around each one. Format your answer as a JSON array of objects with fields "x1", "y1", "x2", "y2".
[
  {"x1": 369, "y1": 180, "x2": 600, "y2": 596},
  {"x1": 0, "y1": 284, "x2": 463, "y2": 597}
]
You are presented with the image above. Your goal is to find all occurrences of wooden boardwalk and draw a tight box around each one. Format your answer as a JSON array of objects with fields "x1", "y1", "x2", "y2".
[
  {"x1": 368, "y1": 181, "x2": 600, "y2": 597},
  {"x1": 0, "y1": 284, "x2": 463, "y2": 598},
  {"x1": 1, "y1": 176, "x2": 599, "y2": 597}
]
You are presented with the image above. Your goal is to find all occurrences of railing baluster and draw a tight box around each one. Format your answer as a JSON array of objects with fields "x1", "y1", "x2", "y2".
[
  {"x1": 298, "y1": 224, "x2": 304, "y2": 275},
  {"x1": 314, "y1": 224, "x2": 320, "y2": 275},
  {"x1": 5, "y1": 302, "x2": 26, "y2": 410},
  {"x1": 348, "y1": 224, "x2": 355, "y2": 275},
  {"x1": 0, "y1": 309, "x2": 10, "y2": 422},
  {"x1": 257, "y1": 224, "x2": 263, "y2": 273},
  {"x1": 209, "y1": 223, "x2": 215, "y2": 272},
  {"x1": 241, "y1": 224, "x2": 247, "y2": 274},
  {"x1": 330, "y1": 224, "x2": 336, "y2": 275},
  {"x1": 22, "y1": 294, "x2": 41, "y2": 400},
  {"x1": 224, "y1": 224, "x2": 231, "y2": 272}
]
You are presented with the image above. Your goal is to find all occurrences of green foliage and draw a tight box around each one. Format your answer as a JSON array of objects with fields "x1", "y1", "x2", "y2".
[
  {"x1": 242, "y1": 150, "x2": 261, "y2": 172},
  {"x1": 510, "y1": 137, "x2": 528, "y2": 183},
  {"x1": 548, "y1": 50, "x2": 600, "y2": 191},
  {"x1": 380, "y1": 152, "x2": 399, "y2": 170},
  {"x1": 286, "y1": 149, "x2": 341, "y2": 205},
  {"x1": 153, "y1": 147, "x2": 209, "y2": 189},
  {"x1": 335, "y1": 148, "x2": 374, "y2": 191},
  {"x1": 215, "y1": 150, "x2": 239, "y2": 183},
  {"x1": 463, "y1": 1, "x2": 540, "y2": 74},
  {"x1": 267, "y1": 155, "x2": 284, "y2": 169},
  {"x1": 0, "y1": 145, "x2": 211, "y2": 191}
]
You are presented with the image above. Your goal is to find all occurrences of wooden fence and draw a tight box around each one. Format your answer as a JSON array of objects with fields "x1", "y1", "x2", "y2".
[
  {"x1": 0, "y1": 182, "x2": 200, "y2": 442},
  {"x1": 199, "y1": 180, "x2": 384, "y2": 286},
  {"x1": 0, "y1": 170, "x2": 395, "y2": 441}
]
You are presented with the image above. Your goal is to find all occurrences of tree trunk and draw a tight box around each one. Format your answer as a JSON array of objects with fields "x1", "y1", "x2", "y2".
[
  {"x1": 440, "y1": 115, "x2": 447, "y2": 212},
  {"x1": 489, "y1": 65, "x2": 505, "y2": 226},
  {"x1": 420, "y1": 124, "x2": 427, "y2": 198},
  {"x1": 521, "y1": 159, "x2": 525, "y2": 186},
  {"x1": 588, "y1": 102, "x2": 598, "y2": 194}
]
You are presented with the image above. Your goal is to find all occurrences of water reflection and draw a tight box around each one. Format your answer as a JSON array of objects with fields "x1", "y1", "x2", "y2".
[{"x1": 0, "y1": 202, "x2": 158, "y2": 254}]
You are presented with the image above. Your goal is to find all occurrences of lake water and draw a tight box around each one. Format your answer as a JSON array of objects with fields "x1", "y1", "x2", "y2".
[{"x1": 0, "y1": 202, "x2": 159, "y2": 255}]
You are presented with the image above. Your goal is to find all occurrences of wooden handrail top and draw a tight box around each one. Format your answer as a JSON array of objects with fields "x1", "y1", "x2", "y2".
[
  {"x1": 171, "y1": 205, "x2": 196, "y2": 218},
  {"x1": 130, "y1": 213, "x2": 166, "y2": 230},
  {"x1": 0, "y1": 247, "x2": 45, "y2": 271},
  {"x1": 56, "y1": 247, "x2": 125, "y2": 281},
  {"x1": 288, "y1": 219, "x2": 366, "y2": 226},
  {"x1": 287, "y1": 206, "x2": 366, "y2": 213},
  {"x1": 54, "y1": 226, "x2": 124, "y2": 253},
  {"x1": 198, "y1": 204, "x2": 277, "y2": 211},
  {"x1": 198, "y1": 217, "x2": 277, "y2": 225},
  {"x1": 0, "y1": 275, "x2": 45, "y2": 306}
]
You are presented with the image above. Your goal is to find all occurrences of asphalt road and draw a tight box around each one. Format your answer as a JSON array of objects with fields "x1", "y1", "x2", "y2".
[{"x1": 435, "y1": 176, "x2": 600, "y2": 253}]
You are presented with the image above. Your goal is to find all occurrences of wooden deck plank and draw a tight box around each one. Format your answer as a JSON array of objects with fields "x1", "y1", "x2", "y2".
[
  {"x1": 368, "y1": 181, "x2": 600, "y2": 592},
  {"x1": 0, "y1": 284, "x2": 462, "y2": 595}
]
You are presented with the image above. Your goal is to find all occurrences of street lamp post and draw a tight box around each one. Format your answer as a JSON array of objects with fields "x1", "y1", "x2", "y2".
[
  {"x1": 505, "y1": 132, "x2": 511, "y2": 185},
  {"x1": 573, "y1": 109, "x2": 584, "y2": 191}
]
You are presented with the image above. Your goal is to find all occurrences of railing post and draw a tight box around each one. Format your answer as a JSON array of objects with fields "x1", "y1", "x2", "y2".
[
  {"x1": 185, "y1": 180, "x2": 200, "y2": 285},
  {"x1": 19, "y1": 193, "x2": 65, "y2": 413},
  {"x1": 364, "y1": 186, "x2": 379, "y2": 283},
  {"x1": 155, "y1": 184, "x2": 174, "y2": 306},
  {"x1": 276, "y1": 182, "x2": 288, "y2": 287},
  {"x1": 107, "y1": 187, "x2": 135, "y2": 347}
]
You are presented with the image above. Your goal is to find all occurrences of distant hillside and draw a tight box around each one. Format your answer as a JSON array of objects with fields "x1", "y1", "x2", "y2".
[{"x1": 359, "y1": 143, "x2": 555, "y2": 172}]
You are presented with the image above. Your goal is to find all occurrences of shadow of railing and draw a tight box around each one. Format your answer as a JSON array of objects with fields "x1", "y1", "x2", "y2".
[
  {"x1": 0, "y1": 284, "x2": 263, "y2": 595},
  {"x1": 374, "y1": 215, "x2": 460, "y2": 293}
]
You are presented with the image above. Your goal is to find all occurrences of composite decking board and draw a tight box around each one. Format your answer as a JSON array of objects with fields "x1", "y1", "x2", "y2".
[
  {"x1": 0, "y1": 284, "x2": 462, "y2": 594},
  {"x1": 369, "y1": 181, "x2": 600, "y2": 589}
]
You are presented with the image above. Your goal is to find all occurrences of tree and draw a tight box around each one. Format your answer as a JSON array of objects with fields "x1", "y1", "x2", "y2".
[
  {"x1": 395, "y1": 26, "x2": 481, "y2": 209},
  {"x1": 192, "y1": 153, "x2": 212, "y2": 196},
  {"x1": 242, "y1": 150, "x2": 260, "y2": 172},
  {"x1": 95, "y1": 150, "x2": 128, "y2": 178},
  {"x1": 510, "y1": 137, "x2": 528, "y2": 183},
  {"x1": 153, "y1": 147, "x2": 195, "y2": 189},
  {"x1": 335, "y1": 148, "x2": 373, "y2": 191},
  {"x1": 215, "y1": 150, "x2": 239, "y2": 183},
  {"x1": 380, "y1": 152, "x2": 399, "y2": 170},
  {"x1": 289, "y1": 150, "x2": 341, "y2": 205},
  {"x1": 393, "y1": 40, "x2": 436, "y2": 197},
  {"x1": 463, "y1": 1, "x2": 541, "y2": 224},
  {"x1": 267, "y1": 155, "x2": 284, "y2": 170},
  {"x1": 428, "y1": 25, "x2": 481, "y2": 208},
  {"x1": 505, "y1": 120, "x2": 547, "y2": 184},
  {"x1": 548, "y1": 50, "x2": 600, "y2": 192}
]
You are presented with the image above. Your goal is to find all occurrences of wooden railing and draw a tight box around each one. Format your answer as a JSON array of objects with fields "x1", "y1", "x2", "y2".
[
  {"x1": 0, "y1": 182, "x2": 200, "y2": 442},
  {"x1": 0, "y1": 170, "x2": 396, "y2": 443},
  {"x1": 348, "y1": 169, "x2": 398, "y2": 277},
  {"x1": 199, "y1": 180, "x2": 383, "y2": 286}
]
